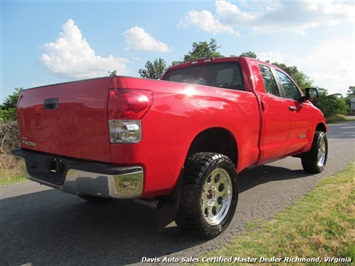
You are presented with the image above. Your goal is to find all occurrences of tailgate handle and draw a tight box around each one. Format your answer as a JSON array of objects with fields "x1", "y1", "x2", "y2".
[{"x1": 44, "y1": 98, "x2": 58, "y2": 110}]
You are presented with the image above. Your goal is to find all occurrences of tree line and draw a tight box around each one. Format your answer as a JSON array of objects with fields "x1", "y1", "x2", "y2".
[{"x1": 1, "y1": 39, "x2": 354, "y2": 122}]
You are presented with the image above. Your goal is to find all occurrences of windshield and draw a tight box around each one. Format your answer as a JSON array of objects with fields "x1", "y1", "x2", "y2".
[{"x1": 162, "y1": 62, "x2": 244, "y2": 91}]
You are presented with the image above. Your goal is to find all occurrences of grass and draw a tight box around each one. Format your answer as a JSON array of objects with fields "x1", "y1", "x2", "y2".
[
  {"x1": 326, "y1": 114, "x2": 354, "y2": 124},
  {"x1": 197, "y1": 162, "x2": 355, "y2": 265},
  {"x1": 0, "y1": 153, "x2": 26, "y2": 185}
]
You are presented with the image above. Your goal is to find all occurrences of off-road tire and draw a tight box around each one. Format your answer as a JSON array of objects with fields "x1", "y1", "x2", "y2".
[
  {"x1": 175, "y1": 152, "x2": 238, "y2": 239},
  {"x1": 301, "y1": 131, "x2": 328, "y2": 173}
]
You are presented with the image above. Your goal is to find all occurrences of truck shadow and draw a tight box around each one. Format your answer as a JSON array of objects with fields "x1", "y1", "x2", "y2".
[
  {"x1": 0, "y1": 164, "x2": 313, "y2": 266},
  {"x1": 238, "y1": 164, "x2": 308, "y2": 193}
]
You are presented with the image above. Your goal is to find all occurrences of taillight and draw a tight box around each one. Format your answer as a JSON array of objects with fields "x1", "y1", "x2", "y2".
[
  {"x1": 108, "y1": 88, "x2": 152, "y2": 120},
  {"x1": 108, "y1": 88, "x2": 152, "y2": 143}
]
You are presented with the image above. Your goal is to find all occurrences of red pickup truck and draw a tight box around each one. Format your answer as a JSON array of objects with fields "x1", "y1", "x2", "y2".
[{"x1": 13, "y1": 57, "x2": 327, "y2": 239}]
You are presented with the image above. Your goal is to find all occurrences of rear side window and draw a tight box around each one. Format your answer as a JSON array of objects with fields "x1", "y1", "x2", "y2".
[
  {"x1": 258, "y1": 65, "x2": 280, "y2": 97},
  {"x1": 162, "y1": 62, "x2": 244, "y2": 91}
]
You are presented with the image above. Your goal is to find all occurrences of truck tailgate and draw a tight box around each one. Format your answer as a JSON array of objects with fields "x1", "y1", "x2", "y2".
[{"x1": 17, "y1": 77, "x2": 112, "y2": 162}]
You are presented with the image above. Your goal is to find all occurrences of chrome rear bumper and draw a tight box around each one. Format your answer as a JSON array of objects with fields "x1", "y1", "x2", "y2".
[{"x1": 12, "y1": 149, "x2": 143, "y2": 199}]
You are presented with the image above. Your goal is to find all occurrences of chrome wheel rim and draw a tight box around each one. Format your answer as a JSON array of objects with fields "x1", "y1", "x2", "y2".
[
  {"x1": 201, "y1": 168, "x2": 232, "y2": 225},
  {"x1": 317, "y1": 137, "x2": 326, "y2": 167}
]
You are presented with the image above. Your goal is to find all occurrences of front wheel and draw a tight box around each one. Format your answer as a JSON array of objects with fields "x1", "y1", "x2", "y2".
[
  {"x1": 175, "y1": 153, "x2": 238, "y2": 239},
  {"x1": 301, "y1": 131, "x2": 328, "y2": 173}
]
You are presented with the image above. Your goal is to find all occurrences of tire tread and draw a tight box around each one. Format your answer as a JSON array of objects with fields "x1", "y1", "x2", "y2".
[{"x1": 175, "y1": 152, "x2": 238, "y2": 239}]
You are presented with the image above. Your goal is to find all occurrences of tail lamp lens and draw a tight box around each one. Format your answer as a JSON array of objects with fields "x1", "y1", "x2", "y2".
[
  {"x1": 108, "y1": 88, "x2": 152, "y2": 120},
  {"x1": 108, "y1": 88, "x2": 152, "y2": 143}
]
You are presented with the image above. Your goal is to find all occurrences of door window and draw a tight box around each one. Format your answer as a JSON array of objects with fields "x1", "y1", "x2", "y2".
[{"x1": 275, "y1": 70, "x2": 301, "y2": 100}]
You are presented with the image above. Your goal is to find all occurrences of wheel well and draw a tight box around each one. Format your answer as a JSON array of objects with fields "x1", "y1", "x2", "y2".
[
  {"x1": 187, "y1": 128, "x2": 238, "y2": 167},
  {"x1": 316, "y1": 123, "x2": 327, "y2": 132}
]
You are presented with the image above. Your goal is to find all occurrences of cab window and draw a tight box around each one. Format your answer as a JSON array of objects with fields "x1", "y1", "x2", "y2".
[{"x1": 162, "y1": 62, "x2": 244, "y2": 91}]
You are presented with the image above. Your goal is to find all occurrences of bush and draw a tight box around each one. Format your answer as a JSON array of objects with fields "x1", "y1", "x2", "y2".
[
  {"x1": 0, "y1": 121, "x2": 20, "y2": 153},
  {"x1": 0, "y1": 121, "x2": 23, "y2": 184},
  {"x1": 313, "y1": 93, "x2": 348, "y2": 118},
  {"x1": 0, "y1": 108, "x2": 18, "y2": 123}
]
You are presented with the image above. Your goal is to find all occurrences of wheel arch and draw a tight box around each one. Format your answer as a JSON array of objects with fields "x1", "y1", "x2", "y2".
[
  {"x1": 186, "y1": 127, "x2": 238, "y2": 168},
  {"x1": 159, "y1": 128, "x2": 238, "y2": 220},
  {"x1": 315, "y1": 122, "x2": 327, "y2": 133}
]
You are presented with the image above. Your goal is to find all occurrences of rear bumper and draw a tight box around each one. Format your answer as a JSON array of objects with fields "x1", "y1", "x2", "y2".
[{"x1": 12, "y1": 149, "x2": 143, "y2": 199}]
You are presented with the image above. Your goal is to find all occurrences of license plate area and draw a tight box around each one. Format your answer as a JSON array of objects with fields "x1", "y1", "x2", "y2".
[
  {"x1": 21, "y1": 152, "x2": 68, "y2": 186},
  {"x1": 49, "y1": 158, "x2": 65, "y2": 174}
]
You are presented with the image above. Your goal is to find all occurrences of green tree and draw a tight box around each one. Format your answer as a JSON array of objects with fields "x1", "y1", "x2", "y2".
[
  {"x1": 239, "y1": 51, "x2": 258, "y2": 59},
  {"x1": 272, "y1": 62, "x2": 313, "y2": 89},
  {"x1": 312, "y1": 88, "x2": 348, "y2": 118},
  {"x1": 172, "y1": 38, "x2": 224, "y2": 66},
  {"x1": 108, "y1": 70, "x2": 117, "y2": 77},
  {"x1": 138, "y1": 58, "x2": 167, "y2": 79},
  {"x1": 346, "y1": 86, "x2": 355, "y2": 97},
  {"x1": 0, "y1": 88, "x2": 22, "y2": 122},
  {"x1": 184, "y1": 38, "x2": 223, "y2": 61}
]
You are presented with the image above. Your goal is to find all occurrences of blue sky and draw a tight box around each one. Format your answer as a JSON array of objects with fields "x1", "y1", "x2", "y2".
[{"x1": 1, "y1": 0, "x2": 354, "y2": 103}]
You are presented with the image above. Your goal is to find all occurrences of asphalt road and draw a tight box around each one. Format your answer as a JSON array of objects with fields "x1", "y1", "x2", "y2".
[{"x1": 1, "y1": 120, "x2": 354, "y2": 266}]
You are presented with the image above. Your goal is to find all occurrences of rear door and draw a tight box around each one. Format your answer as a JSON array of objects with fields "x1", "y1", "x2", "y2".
[{"x1": 17, "y1": 77, "x2": 112, "y2": 162}]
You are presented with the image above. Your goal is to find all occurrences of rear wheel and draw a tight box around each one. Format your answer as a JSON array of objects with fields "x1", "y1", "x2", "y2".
[
  {"x1": 175, "y1": 153, "x2": 238, "y2": 239},
  {"x1": 301, "y1": 131, "x2": 328, "y2": 173}
]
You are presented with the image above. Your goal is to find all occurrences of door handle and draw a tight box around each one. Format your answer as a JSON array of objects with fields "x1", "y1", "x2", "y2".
[{"x1": 289, "y1": 106, "x2": 297, "y2": 111}]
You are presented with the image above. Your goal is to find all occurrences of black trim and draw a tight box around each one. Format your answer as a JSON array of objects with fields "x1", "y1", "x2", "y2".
[{"x1": 44, "y1": 98, "x2": 59, "y2": 110}]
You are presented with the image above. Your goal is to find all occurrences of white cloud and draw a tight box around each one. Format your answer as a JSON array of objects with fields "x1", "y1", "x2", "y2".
[
  {"x1": 123, "y1": 27, "x2": 171, "y2": 52},
  {"x1": 215, "y1": 0, "x2": 255, "y2": 26},
  {"x1": 257, "y1": 36, "x2": 355, "y2": 95},
  {"x1": 299, "y1": 36, "x2": 354, "y2": 95},
  {"x1": 253, "y1": 0, "x2": 354, "y2": 34},
  {"x1": 179, "y1": 0, "x2": 353, "y2": 35},
  {"x1": 178, "y1": 9, "x2": 240, "y2": 36},
  {"x1": 257, "y1": 51, "x2": 286, "y2": 64},
  {"x1": 40, "y1": 19, "x2": 129, "y2": 79}
]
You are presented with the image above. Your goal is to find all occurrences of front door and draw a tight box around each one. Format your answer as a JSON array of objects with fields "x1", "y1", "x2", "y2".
[
  {"x1": 257, "y1": 64, "x2": 290, "y2": 163},
  {"x1": 274, "y1": 70, "x2": 312, "y2": 155}
]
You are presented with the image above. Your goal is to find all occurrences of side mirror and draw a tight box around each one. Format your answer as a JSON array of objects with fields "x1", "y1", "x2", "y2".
[{"x1": 299, "y1": 88, "x2": 319, "y2": 102}]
